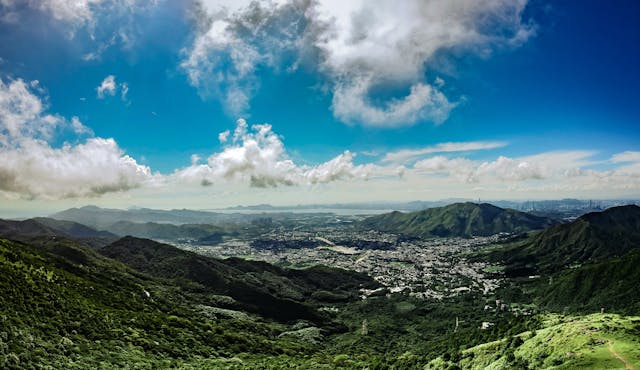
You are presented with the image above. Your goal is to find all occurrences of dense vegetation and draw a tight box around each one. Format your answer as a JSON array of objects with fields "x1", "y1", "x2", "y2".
[
  {"x1": 2, "y1": 205, "x2": 639, "y2": 368},
  {"x1": 0, "y1": 218, "x2": 117, "y2": 248},
  {"x1": 107, "y1": 221, "x2": 225, "y2": 242},
  {"x1": 101, "y1": 236, "x2": 377, "y2": 324},
  {"x1": 0, "y1": 236, "x2": 323, "y2": 368},
  {"x1": 487, "y1": 205, "x2": 640, "y2": 273},
  {"x1": 361, "y1": 202, "x2": 556, "y2": 238},
  {"x1": 479, "y1": 205, "x2": 640, "y2": 315}
]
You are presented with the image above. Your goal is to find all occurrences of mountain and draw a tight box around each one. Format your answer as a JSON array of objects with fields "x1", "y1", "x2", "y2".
[
  {"x1": 0, "y1": 235, "x2": 339, "y2": 367},
  {"x1": 492, "y1": 205, "x2": 640, "y2": 274},
  {"x1": 0, "y1": 217, "x2": 118, "y2": 248},
  {"x1": 32, "y1": 217, "x2": 115, "y2": 238},
  {"x1": 360, "y1": 202, "x2": 556, "y2": 238},
  {"x1": 50, "y1": 205, "x2": 227, "y2": 229},
  {"x1": 100, "y1": 236, "x2": 377, "y2": 323},
  {"x1": 50, "y1": 205, "x2": 312, "y2": 231},
  {"x1": 0, "y1": 218, "x2": 57, "y2": 239},
  {"x1": 538, "y1": 249, "x2": 640, "y2": 314},
  {"x1": 478, "y1": 205, "x2": 640, "y2": 314},
  {"x1": 106, "y1": 220, "x2": 224, "y2": 242},
  {"x1": 32, "y1": 217, "x2": 118, "y2": 247}
]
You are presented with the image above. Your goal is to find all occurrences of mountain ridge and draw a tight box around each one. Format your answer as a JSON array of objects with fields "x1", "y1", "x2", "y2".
[
  {"x1": 491, "y1": 204, "x2": 640, "y2": 274},
  {"x1": 360, "y1": 202, "x2": 556, "y2": 238}
]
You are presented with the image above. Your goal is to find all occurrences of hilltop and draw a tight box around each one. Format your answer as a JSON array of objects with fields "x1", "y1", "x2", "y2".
[{"x1": 360, "y1": 202, "x2": 556, "y2": 238}]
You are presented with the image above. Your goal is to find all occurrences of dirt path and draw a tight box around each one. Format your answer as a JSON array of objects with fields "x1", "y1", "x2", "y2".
[
  {"x1": 355, "y1": 251, "x2": 370, "y2": 264},
  {"x1": 608, "y1": 340, "x2": 635, "y2": 370}
]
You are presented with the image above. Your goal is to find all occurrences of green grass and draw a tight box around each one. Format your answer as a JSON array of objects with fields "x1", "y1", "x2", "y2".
[
  {"x1": 483, "y1": 265, "x2": 506, "y2": 273},
  {"x1": 427, "y1": 313, "x2": 640, "y2": 369}
]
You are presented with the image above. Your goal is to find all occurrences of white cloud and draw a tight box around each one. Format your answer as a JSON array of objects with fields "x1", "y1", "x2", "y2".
[
  {"x1": 31, "y1": 0, "x2": 106, "y2": 27},
  {"x1": 181, "y1": 0, "x2": 305, "y2": 115},
  {"x1": 0, "y1": 138, "x2": 151, "y2": 198},
  {"x1": 414, "y1": 156, "x2": 476, "y2": 182},
  {"x1": 70, "y1": 116, "x2": 93, "y2": 135},
  {"x1": 3, "y1": 0, "x2": 155, "y2": 29},
  {"x1": 96, "y1": 75, "x2": 117, "y2": 98},
  {"x1": 172, "y1": 118, "x2": 371, "y2": 188},
  {"x1": 475, "y1": 156, "x2": 547, "y2": 181},
  {"x1": 611, "y1": 151, "x2": 640, "y2": 163},
  {"x1": 331, "y1": 80, "x2": 456, "y2": 126},
  {"x1": 121, "y1": 82, "x2": 129, "y2": 101},
  {"x1": 184, "y1": 0, "x2": 534, "y2": 126},
  {"x1": 412, "y1": 150, "x2": 598, "y2": 184},
  {"x1": 0, "y1": 77, "x2": 150, "y2": 199},
  {"x1": 218, "y1": 129, "x2": 230, "y2": 143},
  {"x1": 96, "y1": 75, "x2": 129, "y2": 101},
  {"x1": 382, "y1": 141, "x2": 507, "y2": 164}
]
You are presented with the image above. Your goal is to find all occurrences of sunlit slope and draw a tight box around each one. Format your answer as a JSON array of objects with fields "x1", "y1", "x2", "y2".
[
  {"x1": 361, "y1": 202, "x2": 555, "y2": 238},
  {"x1": 427, "y1": 313, "x2": 640, "y2": 370}
]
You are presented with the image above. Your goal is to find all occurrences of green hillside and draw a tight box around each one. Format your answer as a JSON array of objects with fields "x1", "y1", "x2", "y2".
[
  {"x1": 538, "y1": 250, "x2": 640, "y2": 315},
  {"x1": 100, "y1": 236, "x2": 377, "y2": 323},
  {"x1": 477, "y1": 205, "x2": 640, "y2": 315},
  {"x1": 0, "y1": 236, "x2": 317, "y2": 368},
  {"x1": 0, "y1": 218, "x2": 117, "y2": 248},
  {"x1": 427, "y1": 313, "x2": 640, "y2": 369},
  {"x1": 361, "y1": 202, "x2": 555, "y2": 238},
  {"x1": 2, "y1": 206, "x2": 639, "y2": 368},
  {"x1": 489, "y1": 205, "x2": 640, "y2": 274},
  {"x1": 107, "y1": 221, "x2": 225, "y2": 242},
  {"x1": 0, "y1": 235, "x2": 378, "y2": 368}
]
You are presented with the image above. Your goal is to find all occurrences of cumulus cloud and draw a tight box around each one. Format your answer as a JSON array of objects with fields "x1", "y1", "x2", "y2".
[
  {"x1": 0, "y1": 77, "x2": 150, "y2": 198},
  {"x1": 181, "y1": 0, "x2": 310, "y2": 115},
  {"x1": 412, "y1": 150, "x2": 598, "y2": 184},
  {"x1": 172, "y1": 118, "x2": 370, "y2": 188},
  {"x1": 96, "y1": 75, "x2": 129, "y2": 101},
  {"x1": 184, "y1": 0, "x2": 534, "y2": 125}
]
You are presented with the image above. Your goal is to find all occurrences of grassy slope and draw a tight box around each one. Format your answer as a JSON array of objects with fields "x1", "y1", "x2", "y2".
[
  {"x1": 361, "y1": 202, "x2": 555, "y2": 238},
  {"x1": 426, "y1": 313, "x2": 640, "y2": 370}
]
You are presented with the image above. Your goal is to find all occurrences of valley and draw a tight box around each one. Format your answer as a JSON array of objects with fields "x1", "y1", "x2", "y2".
[
  {"x1": 176, "y1": 224, "x2": 508, "y2": 301},
  {"x1": 1, "y1": 202, "x2": 639, "y2": 368}
]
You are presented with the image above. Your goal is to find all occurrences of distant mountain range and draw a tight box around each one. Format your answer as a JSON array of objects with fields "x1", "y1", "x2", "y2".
[
  {"x1": 360, "y1": 202, "x2": 557, "y2": 238},
  {"x1": 222, "y1": 198, "x2": 639, "y2": 219},
  {"x1": 50, "y1": 205, "x2": 248, "y2": 229}
]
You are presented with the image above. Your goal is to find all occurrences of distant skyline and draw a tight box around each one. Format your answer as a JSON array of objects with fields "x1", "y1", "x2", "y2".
[{"x1": 1, "y1": 0, "x2": 639, "y2": 217}]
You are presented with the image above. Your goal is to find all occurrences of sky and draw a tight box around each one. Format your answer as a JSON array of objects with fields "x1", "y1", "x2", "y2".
[{"x1": 0, "y1": 0, "x2": 639, "y2": 217}]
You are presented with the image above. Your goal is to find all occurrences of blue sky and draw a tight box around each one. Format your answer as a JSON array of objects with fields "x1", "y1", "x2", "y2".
[{"x1": 0, "y1": 0, "x2": 639, "y2": 215}]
